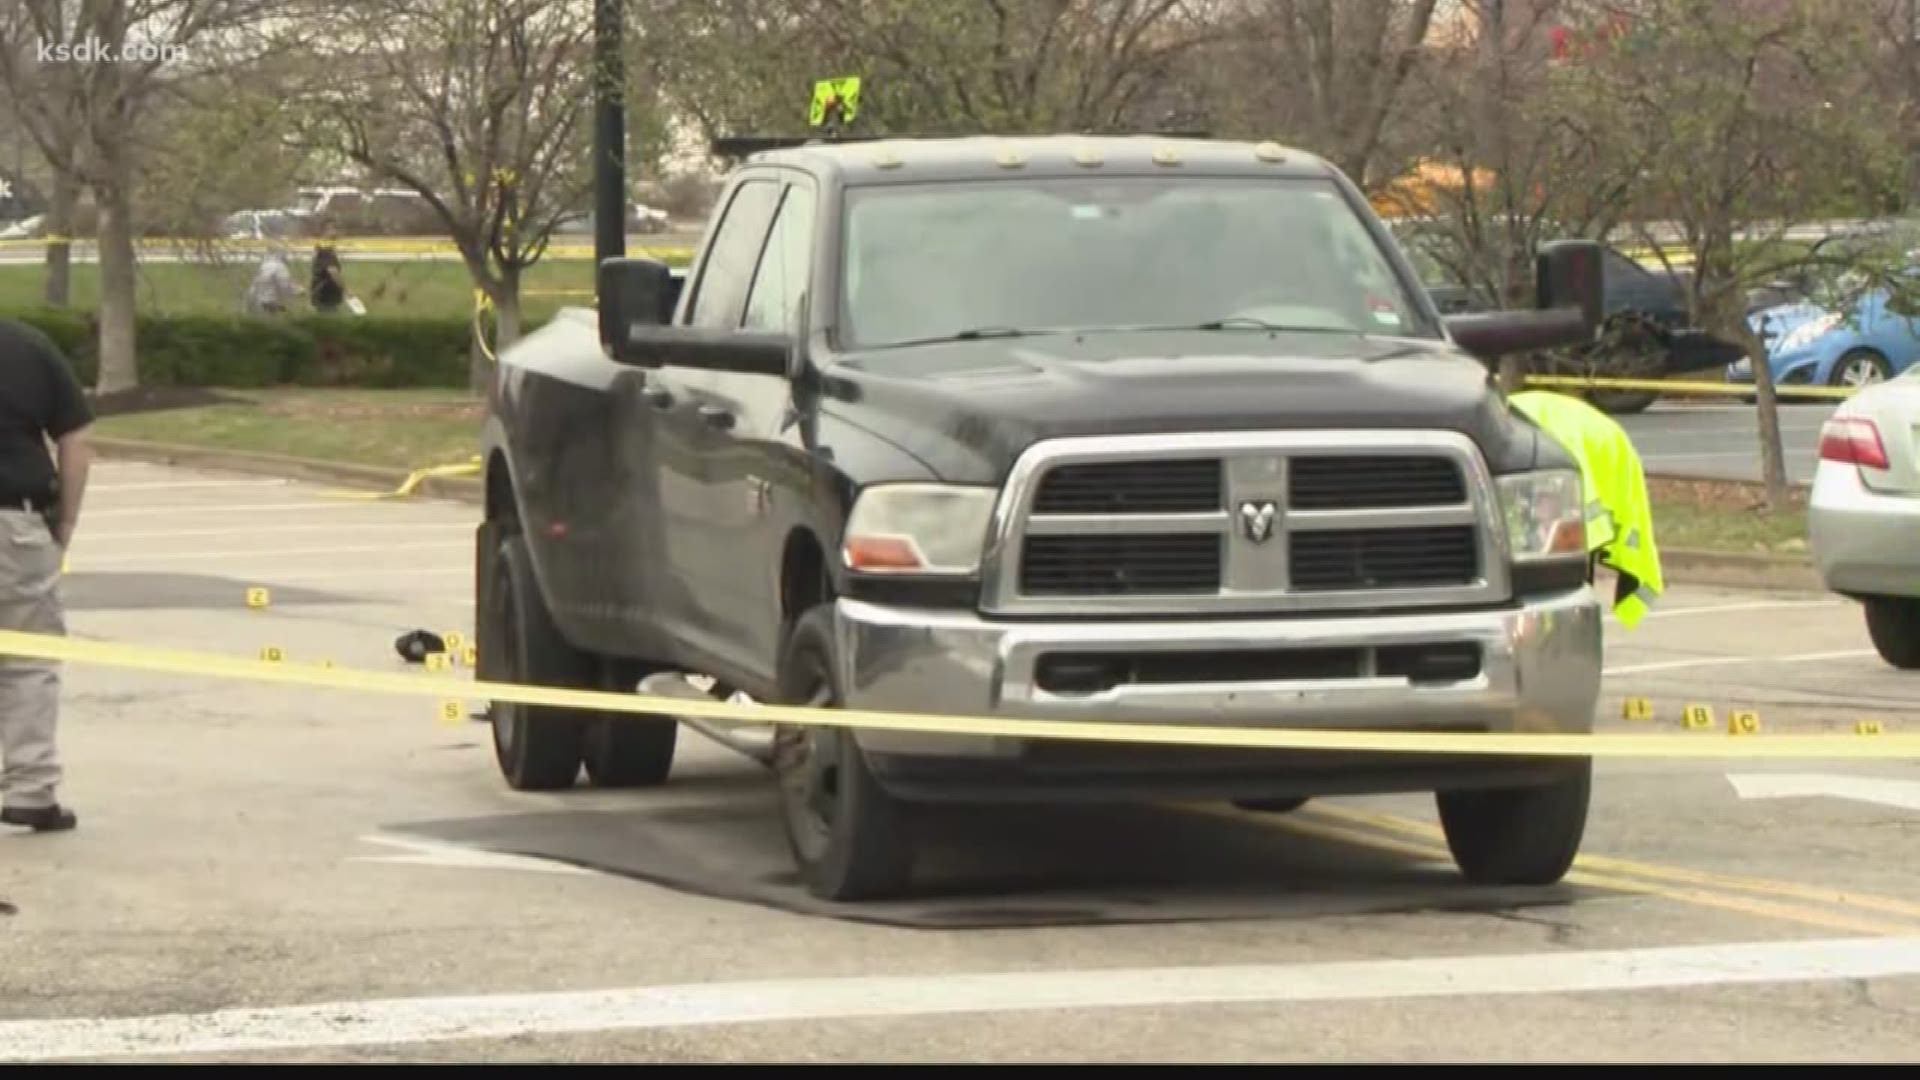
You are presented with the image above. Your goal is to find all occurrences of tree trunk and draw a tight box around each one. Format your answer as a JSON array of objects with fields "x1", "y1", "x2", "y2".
[
  {"x1": 496, "y1": 269, "x2": 523, "y2": 348},
  {"x1": 1738, "y1": 323, "x2": 1790, "y2": 507},
  {"x1": 42, "y1": 174, "x2": 77, "y2": 308},
  {"x1": 92, "y1": 173, "x2": 139, "y2": 395}
]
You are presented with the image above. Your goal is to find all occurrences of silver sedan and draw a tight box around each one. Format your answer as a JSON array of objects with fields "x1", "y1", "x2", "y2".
[{"x1": 1808, "y1": 366, "x2": 1920, "y2": 668}]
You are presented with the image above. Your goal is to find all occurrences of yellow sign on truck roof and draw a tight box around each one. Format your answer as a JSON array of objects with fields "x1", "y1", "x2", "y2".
[{"x1": 810, "y1": 77, "x2": 862, "y2": 127}]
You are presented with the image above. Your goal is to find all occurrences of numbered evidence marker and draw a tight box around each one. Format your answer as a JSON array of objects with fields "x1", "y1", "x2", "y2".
[
  {"x1": 1729, "y1": 709, "x2": 1761, "y2": 736},
  {"x1": 246, "y1": 587, "x2": 271, "y2": 609},
  {"x1": 438, "y1": 699, "x2": 464, "y2": 725},
  {"x1": 1682, "y1": 703, "x2": 1715, "y2": 731},
  {"x1": 443, "y1": 631, "x2": 466, "y2": 652},
  {"x1": 462, "y1": 644, "x2": 478, "y2": 667},
  {"x1": 1857, "y1": 719, "x2": 1886, "y2": 736},
  {"x1": 1621, "y1": 696, "x2": 1653, "y2": 722},
  {"x1": 425, "y1": 651, "x2": 448, "y2": 672},
  {"x1": 260, "y1": 645, "x2": 284, "y2": 663}
]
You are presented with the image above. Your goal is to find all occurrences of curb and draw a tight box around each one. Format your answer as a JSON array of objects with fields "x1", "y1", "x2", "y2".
[
  {"x1": 92, "y1": 439, "x2": 1825, "y2": 591},
  {"x1": 92, "y1": 437, "x2": 483, "y2": 504}
]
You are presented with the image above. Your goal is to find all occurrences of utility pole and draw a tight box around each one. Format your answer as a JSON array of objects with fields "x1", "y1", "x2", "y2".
[{"x1": 592, "y1": 0, "x2": 626, "y2": 268}]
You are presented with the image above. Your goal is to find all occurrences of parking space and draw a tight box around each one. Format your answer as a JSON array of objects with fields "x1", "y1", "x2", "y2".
[{"x1": 2, "y1": 461, "x2": 1917, "y2": 1062}]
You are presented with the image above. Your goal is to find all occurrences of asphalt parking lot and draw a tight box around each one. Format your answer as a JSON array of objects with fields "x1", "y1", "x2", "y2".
[
  {"x1": 2, "y1": 460, "x2": 1917, "y2": 1063},
  {"x1": 1619, "y1": 401, "x2": 1832, "y2": 484}
]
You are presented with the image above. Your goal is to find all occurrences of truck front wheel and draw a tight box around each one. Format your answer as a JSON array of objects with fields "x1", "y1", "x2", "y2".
[
  {"x1": 486, "y1": 533, "x2": 587, "y2": 790},
  {"x1": 772, "y1": 605, "x2": 914, "y2": 901},
  {"x1": 1436, "y1": 761, "x2": 1591, "y2": 886}
]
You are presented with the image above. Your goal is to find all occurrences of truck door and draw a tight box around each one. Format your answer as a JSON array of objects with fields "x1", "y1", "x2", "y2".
[
  {"x1": 699, "y1": 179, "x2": 817, "y2": 679},
  {"x1": 620, "y1": 175, "x2": 782, "y2": 670}
]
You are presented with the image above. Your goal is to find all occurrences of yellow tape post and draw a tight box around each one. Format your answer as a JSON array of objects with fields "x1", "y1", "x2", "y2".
[
  {"x1": 1520, "y1": 374, "x2": 1854, "y2": 401},
  {"x1": 2, "y1": 630, "x2": 1917, "y2": 761}
]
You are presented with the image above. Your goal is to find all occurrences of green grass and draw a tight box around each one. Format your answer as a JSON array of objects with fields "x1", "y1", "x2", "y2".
[
  {"x1": 1651, "y1": 493, "x2": 1808, "y2": 555},
  {"x1": 0, "y1": 254, "x2": 684, "y2": 321},
  {"x1": 94, "y1": 389, "x2": 482, "y2": 471}
]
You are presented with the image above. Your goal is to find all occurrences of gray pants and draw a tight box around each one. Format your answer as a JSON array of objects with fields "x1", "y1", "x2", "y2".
[{"x1": 0, "y1": 509, "x2": 64, "y2": 810}]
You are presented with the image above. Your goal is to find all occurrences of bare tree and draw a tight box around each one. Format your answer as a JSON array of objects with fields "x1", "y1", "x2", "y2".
[
  {"x1": 1577, "y1": 0, "x2": 1905, "y2": 504},
  {"x1": 637, "y1": 0, "x2": 1219, "y2": 143},
  {"x1": 0, "y1": 0, "x2": 293, "y2": 394},
  {"x1": 304, "y1": 0, "x2": 598, "y2": 386},
  {"x1": 1200, "y1": 0, "x2": 1439, "y2": 186}
]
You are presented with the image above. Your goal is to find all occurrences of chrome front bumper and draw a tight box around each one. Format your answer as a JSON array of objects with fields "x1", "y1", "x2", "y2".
[{"x1": 831, "y1": 589, "x2": 1602, "y2": 771}]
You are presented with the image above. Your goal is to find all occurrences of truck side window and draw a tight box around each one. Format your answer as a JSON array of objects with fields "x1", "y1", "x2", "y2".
[
  {"x1": 687, "y1": 179, "x2": 782, "y2": 329},
  {"x1": 742, "y1": 186, "x2": 816, "y2": 333}
]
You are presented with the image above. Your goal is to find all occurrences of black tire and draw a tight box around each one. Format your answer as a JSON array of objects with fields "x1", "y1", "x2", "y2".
[
  {"x1": 485, "y1": 532, "x2": 587, "y2": 791},
  {"x1": 1233, "y1": 796, "x2": 1309, "y2": 814},
  {"x1": 1585, "y1": 389, "x2": 1660, "y2": 415},
  {"x1": 1829, "y1": 349, "x2": 1890, "y2": 388},
  {"x1": 581, "y1": 660, "x2": 679, "y2": 788},
  {"x1": 1436, "y1": 760, "x2": 1591, "y2": 886},
  {"x1": 1864, "y1": 596, "x2": 1920, "y2": 670},
  {"x1": 772, "y1": 605, "x2": 914, "y2": 901}
]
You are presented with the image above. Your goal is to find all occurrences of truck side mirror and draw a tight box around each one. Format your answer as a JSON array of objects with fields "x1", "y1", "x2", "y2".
[
  {"x1": 597, "y1": 257, "x2": 678, "y2": 361},
  {"x1": 1443, "y1": 239, "x2": 1604, "y2": 360},
  {"x1": 1535, "y1": 239, "x2": 1603, "y2": 334}
]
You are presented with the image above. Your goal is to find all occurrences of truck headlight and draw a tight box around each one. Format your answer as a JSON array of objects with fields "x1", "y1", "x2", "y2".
[
  {"x1": 1496, "y1": 469, "x2": 1588, "y2": 562},
  {"x1": 842, "y1": 484, "x2": 998, "y2": 575}
]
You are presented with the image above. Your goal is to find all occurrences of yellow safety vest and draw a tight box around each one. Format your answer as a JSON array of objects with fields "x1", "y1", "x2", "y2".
[{"x1": 1508, "y1": 390, "x2": 1664, "y2": 626}]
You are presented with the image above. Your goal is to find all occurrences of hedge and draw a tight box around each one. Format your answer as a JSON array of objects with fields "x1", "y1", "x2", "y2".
[{"x1": 2, "y1": 307, "x2": 548, "y2": 388}]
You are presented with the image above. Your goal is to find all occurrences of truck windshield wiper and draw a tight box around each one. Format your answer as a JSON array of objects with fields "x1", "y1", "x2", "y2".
[
  {"x1": 868, "y1": 326, "x2": 1069, "y2": 349},
  {"x1": 1189, "y1": 318, "x2": 1359, "y2": 333}
]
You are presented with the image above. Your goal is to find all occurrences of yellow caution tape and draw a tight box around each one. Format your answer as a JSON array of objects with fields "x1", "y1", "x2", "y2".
[
  {"x1": 324, "y1": 457, "x2": 482, "y2": 501},
  {"x1": 1521, "y1": 374, "x2": 1855, "y2": 400},
  {"x1": 1, "y1": 629, "x2": 1916, "y2": 760}
]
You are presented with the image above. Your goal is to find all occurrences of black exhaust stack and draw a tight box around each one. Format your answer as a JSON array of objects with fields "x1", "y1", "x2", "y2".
[{"x1": 592, "y1": 0, "x2": 626, "y2": 269}]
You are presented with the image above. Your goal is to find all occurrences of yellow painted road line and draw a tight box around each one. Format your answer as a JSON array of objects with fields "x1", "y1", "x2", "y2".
[
  {"x1": 1305, "y1": 803, "x2": 1920, "y2": 926},
  {"x1": 1186, "y1": 807, "x2": 1920, "y2": 938}
]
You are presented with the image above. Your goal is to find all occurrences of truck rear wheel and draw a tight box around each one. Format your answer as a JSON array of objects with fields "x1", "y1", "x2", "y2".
[
  {"x1": 1436, "y1": 761, "x2": 1591, "y2": 886},
  {"x1": 772, "y1": 605, "x2": 914, "y2": 901},
  {"x1": 581, "y1": 660, "x2": 679, "y2": 788},
  {"x1": 486, "y1": 533, "x2": 587, "y2": 790}
]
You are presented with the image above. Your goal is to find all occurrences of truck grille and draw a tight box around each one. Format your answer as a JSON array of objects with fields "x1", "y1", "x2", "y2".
[
  {"x1": 1033, "y1": 459, "x2": 1222, "y2": 514},
  {"x1": 1288, "y1": 526, "x2": 1480, "y2": 591},
  {"x1": 1289, "y1": 456, "x2": 1465, "y2": 509},
  {"x1": 1021, "y1": 535, "x2": 1222, "y2": 595},
  {"x1": 984, "y1": 431, "x2": 1509, "y2": 615}
]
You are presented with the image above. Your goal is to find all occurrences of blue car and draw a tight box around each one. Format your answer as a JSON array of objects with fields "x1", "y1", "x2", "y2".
[{"x1": 1733, "y1": 264, "x2": 1920, "y2": 391}]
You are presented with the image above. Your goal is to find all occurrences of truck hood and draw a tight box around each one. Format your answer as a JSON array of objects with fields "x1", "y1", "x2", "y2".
[{"x1": 819, "y1": 330, "x2": 1554, "y2": 485}]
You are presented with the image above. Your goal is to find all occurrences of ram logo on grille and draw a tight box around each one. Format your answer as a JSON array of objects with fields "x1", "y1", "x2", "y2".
[{"x1": 1237, "y1": 499, "x2": 1279, "y2": 544}]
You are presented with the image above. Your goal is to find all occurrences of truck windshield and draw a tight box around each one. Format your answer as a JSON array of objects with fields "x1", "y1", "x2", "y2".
[{"x1": 838, "y1": 176, "x2": 1437, "y2": 350}]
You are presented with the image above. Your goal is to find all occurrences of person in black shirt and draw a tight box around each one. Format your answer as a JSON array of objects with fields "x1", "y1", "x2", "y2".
[
  {"x1": 0, "y1": 318, "x2": 93, "y2": 832},
  {"x1": 311, "y1": 239, "x2": 345, "y2": 314}
]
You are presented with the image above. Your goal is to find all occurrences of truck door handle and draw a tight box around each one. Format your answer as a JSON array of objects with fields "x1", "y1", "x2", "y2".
[
  {"x1": 641, "y1": 386, "x2": 674, "y2": 408},
  {"x1": 697, "y1": 405, "x2": 736, "y2": 431}
]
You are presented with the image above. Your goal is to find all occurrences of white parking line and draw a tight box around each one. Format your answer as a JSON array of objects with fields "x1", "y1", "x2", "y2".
[
  {"x1": 1605, "y1": 649, "x2": 1877, "y2": 676},
  {"x1": 86, "y1": 502, "x2": 469, "y2": 519},
  {"x1": 2, "y1": 936, "x2": 1916, "y2": 1061},
  {"x1": 75, "y1": 521, "x2": 469, "y2": 544},
  {"x1": 1609, "y1": 599, "x2": 1844, "y2": 625},
  {"x1": 72, "y1": 541, "x2": 468, "y2": 567},
  {"x1": 89, "y1": 479, "x2": 294, "y2": 493}
]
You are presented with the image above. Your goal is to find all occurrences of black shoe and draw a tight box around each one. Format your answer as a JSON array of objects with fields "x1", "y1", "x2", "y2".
[{"x1": 1, "y1": 805, "x2": 77, "y2": 832}]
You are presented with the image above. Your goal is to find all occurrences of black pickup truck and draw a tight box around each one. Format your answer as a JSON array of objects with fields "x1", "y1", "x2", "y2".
[{"x1": 476, "y1": 135, "x2": 1608, "y2": 901}]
